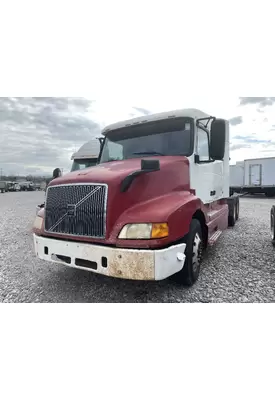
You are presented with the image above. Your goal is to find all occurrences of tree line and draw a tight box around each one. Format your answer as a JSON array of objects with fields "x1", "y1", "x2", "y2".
[{"x1": 1, "y1": 175, "x2": 50, "y2": 183}]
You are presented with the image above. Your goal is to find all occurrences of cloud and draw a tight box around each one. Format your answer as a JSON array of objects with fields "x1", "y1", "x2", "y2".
[
  {"x1": 230, "y1": 143, "x2": 251, "y2": 151},
  {"x1": 132, "y1": 107, "x2": 151, "y2": 116},
  {"x1": 0, "y1": 98, "x2": 150, "y2": 176},
  {"x1": 229, "y1": 116, "x2": 243, "y2": 126},
  {"x1": 233, "y1": 135, "x2": 272, "y2": 144},
  {"x1": 239, "y1": 97, "x2": 275, "y2": 107}
]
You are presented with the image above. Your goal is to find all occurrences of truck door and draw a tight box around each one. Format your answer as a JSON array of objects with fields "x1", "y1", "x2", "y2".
[
  {"x1": 249, "y1": 164, "x2": 262, "y2": 186},
  {"x1": 191, "y1": 127, "x2": 223, "y2": 204}
]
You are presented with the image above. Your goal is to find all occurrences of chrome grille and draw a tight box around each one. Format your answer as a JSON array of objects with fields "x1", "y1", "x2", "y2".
[{"x1": 44, "y1": 184, "x2": 107, "y2": 238}]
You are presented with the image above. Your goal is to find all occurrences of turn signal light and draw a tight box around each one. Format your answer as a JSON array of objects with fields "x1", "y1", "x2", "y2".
[{"x1": 151, "y1": 223, "x2": 169, "y2": 239}]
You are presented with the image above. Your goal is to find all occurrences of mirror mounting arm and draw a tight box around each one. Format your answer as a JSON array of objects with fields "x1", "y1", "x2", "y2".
[{"x1": 196, "y1": 116, "x2": 216, "y2": 129}]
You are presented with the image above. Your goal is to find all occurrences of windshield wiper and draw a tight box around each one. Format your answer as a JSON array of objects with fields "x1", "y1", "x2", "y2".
[{"x1": 132, "y1": 151, "x2": 165, "y2": 156}]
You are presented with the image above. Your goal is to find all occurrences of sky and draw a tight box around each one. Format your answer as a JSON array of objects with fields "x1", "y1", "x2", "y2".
[
  {"x1": 1, "y1": 96, "x2": 275, "y2": 176},
  {"x1": 1, "y1": 1, "x2": 275, "y2": 176},
  {"x1": 0, "y1": 97, "x2": 153, "y2": 176}
]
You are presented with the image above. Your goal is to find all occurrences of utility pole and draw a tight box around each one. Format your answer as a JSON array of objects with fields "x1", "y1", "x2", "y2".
[{"x1": 0, "y1": 168, "x2": 3, "y2": 180}]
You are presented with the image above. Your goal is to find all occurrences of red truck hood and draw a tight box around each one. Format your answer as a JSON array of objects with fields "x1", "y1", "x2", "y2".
[
  {"x1": 51, "y1": 157, "x2": 187, "y2": 186},
  {"x1": 48, "y1": 156, "x2": 191, "y2": 240}
]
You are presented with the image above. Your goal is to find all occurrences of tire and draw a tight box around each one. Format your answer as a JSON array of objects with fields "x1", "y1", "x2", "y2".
[
  {"x1": 228, "y1": 199, "x2": 236, "y2": 227},
  {"x1": 235, "y1": 199, "x2": 239, "y2": 221},
  {"x1": 172, "y1": 219, "x2": 203, "y2": 286},
  {"x1": 271, "y1": 206, "x2": 275, "y2": 245},
  {"x1": 228, "y1": 214, "x2": 235, "y2": 227}
]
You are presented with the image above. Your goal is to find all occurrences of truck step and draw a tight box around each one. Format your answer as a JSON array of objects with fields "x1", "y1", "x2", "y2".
[
  {"x1": 208, "y1": 230, "x2": 222, "y2": 246},
  {"x1": 207, "y1": 206, "x2": 226, "y2": 220}
]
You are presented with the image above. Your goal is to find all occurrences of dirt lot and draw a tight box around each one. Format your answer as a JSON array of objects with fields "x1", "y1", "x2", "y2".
[{"x1": 0, "y1": 191, "x2": 274, "y2": 302}]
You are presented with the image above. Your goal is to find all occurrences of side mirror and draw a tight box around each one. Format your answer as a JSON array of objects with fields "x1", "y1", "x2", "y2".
[
  {"x1": 210, "y1": 119, "x2": 226, "y2": 160},
  {"x1": 53, "y1": 168, "x2": 62, "y2": 179},
  {"x1": 141, "y1": 159, "x2": 160, "y2": 172}
]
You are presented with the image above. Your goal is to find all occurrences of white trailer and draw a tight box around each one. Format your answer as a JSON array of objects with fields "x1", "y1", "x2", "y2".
[
  {"x1": 229, "y1": 162, "x2": 244, "y2": 195},
  {"x1": 243, "y1": 157, "x2": 275, "y2": 197}
]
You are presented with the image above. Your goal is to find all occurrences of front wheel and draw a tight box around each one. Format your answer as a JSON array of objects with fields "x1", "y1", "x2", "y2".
[{"x1": 172, "y1": 219, "x2": 203, "y2": 286}]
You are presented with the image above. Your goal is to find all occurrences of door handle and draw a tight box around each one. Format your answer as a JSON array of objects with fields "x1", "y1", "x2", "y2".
[{"x1": 210, "y1": 190, "x2": 216, "y2": 196}]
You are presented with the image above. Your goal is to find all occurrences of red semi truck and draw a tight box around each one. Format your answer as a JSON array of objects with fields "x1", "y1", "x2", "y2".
[{"x1": 33, "y1": 108, "x2": 239, "y2": 286}]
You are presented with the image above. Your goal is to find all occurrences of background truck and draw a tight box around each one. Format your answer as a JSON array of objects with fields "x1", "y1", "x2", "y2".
[
  {"x1": 6, "y1": 182, "x2": 21, "y2": 192},
  {"x1": 70, "y1": 139, "x2": 101, "y2": 172},
  {"x1": 243, "y1": 157, "x2": 275, "y2": 197},
  {"x1": 0, "y1": 181, "x2": 7, "y2": 193},
  {"x1": 42, "y1": 140, "x2": 101, "y2": 192},
  {"x1": 230, "y1": 157, "x2": 275, "y2": 197},
  {"x1": 33, "y1": 108, "x2": 240, "y2": 286},
  {"x1": 19, "y1": 181, "x2": 34, "y2": 191}
]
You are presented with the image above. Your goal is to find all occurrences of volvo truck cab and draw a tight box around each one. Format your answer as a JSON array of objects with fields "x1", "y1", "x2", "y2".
[{"x1": 33, "y1": 108, "x2": 239, "y2": 286}]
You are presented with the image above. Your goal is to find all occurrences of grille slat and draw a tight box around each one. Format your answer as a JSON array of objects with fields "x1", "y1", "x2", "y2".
[{"x1": 44, "y1": 184, "x2": 107, "y2": 238}]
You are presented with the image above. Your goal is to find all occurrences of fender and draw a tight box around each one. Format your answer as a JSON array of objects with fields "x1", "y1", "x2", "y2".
[{"x1": 111, "y1": 191, "x2": 205, "y2": 249}]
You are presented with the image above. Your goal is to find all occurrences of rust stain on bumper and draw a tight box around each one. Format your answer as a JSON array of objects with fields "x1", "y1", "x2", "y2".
[{"x1": 108, "y1": 251, "x2": 155, "y2": 281}]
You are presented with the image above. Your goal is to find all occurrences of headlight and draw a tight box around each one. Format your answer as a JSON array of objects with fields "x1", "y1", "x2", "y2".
[{"x1": 118, "y1": 223, "x2": 169, "y2": 239}]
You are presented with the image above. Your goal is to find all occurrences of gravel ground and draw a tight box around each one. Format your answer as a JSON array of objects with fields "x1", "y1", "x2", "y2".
[{"x1": 0, "y1": 191, "x2": 274, "y2": 303}]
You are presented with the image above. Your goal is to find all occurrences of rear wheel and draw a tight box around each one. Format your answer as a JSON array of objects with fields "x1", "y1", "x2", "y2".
[
  {"x1": 235, "y1": 199, "x2": 239, "y2": 221},
  {"x1": 172, "y1": 219, "x2": 203, "y2": 286},
  {"x1": 228, "y1": 197, "x2": 239, "y2": 227},
  {"x1": 228, "y1": 206, "x2": 236, "y2": 227}
]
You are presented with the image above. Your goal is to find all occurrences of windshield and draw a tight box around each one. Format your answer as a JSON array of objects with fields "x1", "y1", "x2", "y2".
[
  {"x1": 71, "y1": 158, "x2": 98, "y2": 172},
  {"x1": 100, "y1": 118, "x2": 193, "y2": 163}
]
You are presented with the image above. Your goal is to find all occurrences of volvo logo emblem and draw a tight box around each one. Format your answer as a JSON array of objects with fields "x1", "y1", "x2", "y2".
[{"x1": 67, "y1": 204, "x2": 76, "y2": 216}]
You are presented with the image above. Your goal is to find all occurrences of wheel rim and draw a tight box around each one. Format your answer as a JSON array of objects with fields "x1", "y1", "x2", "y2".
[{"x1": 192, "y1": 233, "x2": 202, "y2": 274}]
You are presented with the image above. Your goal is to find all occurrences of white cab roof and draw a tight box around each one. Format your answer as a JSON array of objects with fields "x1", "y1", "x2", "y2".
[
  {"x1": 72, "y1": 139, "x2": 101, "y2": 160},
  {"x1": 102, "y1": 108, "x2": 213, "y2": 135}
]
